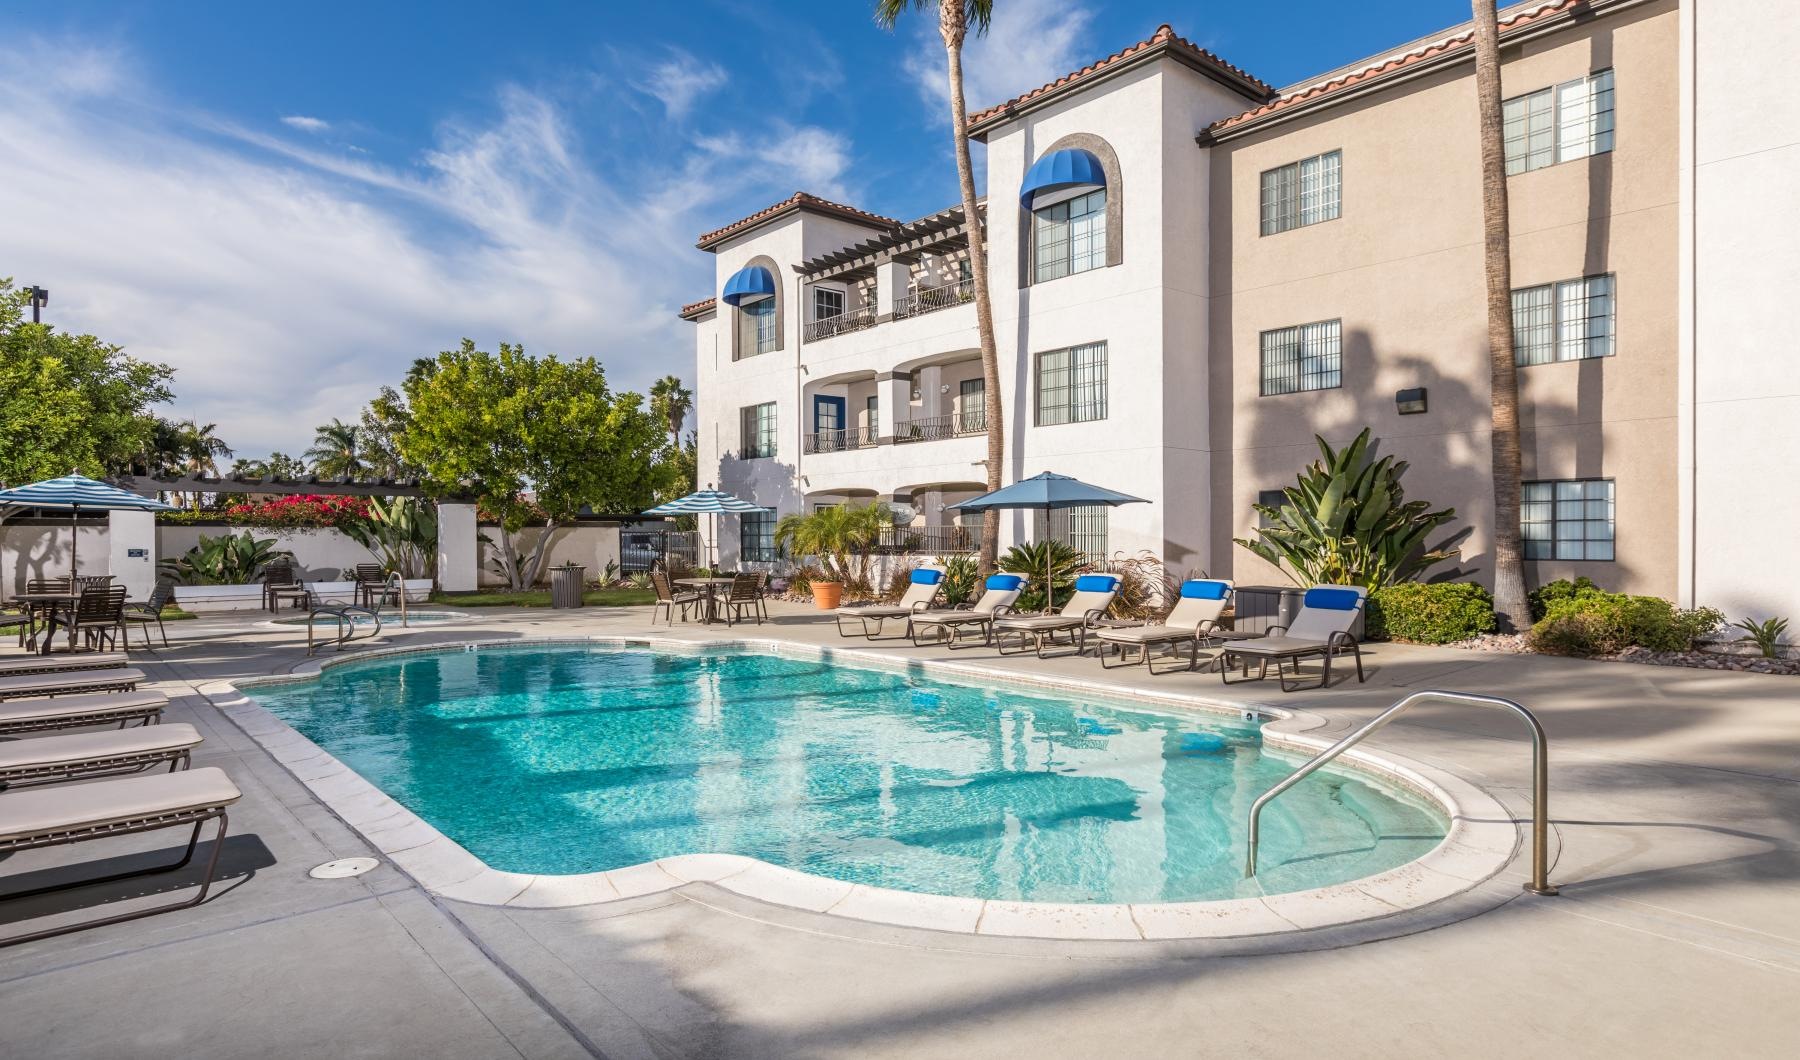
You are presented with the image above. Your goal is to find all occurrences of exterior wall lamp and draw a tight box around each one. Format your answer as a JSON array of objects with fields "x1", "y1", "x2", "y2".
[{"x1": 1395, "y1": 387, "x2": 1428, "y2": 415}]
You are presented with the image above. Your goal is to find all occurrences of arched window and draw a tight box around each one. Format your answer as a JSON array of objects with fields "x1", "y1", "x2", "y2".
[
  {"x1": 1020, "y1": 148, "x2": 1109, "y2": 284},
  {"x1": 722, "y1": 263, "x2": 780, "y2": 359}
]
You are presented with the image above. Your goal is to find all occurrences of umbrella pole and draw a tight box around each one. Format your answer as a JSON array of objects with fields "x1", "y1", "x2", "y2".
[{"x1": 70, "y1": 505, "x2": 79, "y2": 579}]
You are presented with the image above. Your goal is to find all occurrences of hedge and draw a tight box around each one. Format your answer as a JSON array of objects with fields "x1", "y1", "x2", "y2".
[
  {"x1": 1527, "y1": 580, "x2": 1724, "y2": 656},
  {"x1": 1367, "y1": 582, "x2": 1497, "y2": 644}
]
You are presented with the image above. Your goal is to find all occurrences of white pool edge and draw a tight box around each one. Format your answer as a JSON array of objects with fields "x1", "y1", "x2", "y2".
[{"x1": 208, "y1": 635, "x2": 1529, "y2": 943}]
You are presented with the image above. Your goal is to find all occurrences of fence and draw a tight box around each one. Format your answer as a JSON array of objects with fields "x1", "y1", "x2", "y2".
[{"x1": 618, "y1": 529, "x2": 699, "y2": 573}]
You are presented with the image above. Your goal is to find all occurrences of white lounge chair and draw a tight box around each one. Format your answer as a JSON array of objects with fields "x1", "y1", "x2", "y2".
[
  {"x1": 0, "y1": 723, "x2": 201, "y2": 787},
  {"x1": 0, "y1": 766, "x2": 240, "y2": 947},
  {"x1": 1096, "y1": 579, "x2": 1240, "y2": 673},
  {"x1": 0, "y1": 668, "x2": 145, "y2": 701},
  {"x1": 835, "y1": 566, "x2": 946, "y2": 639},
  {"x1": 0, "y1": 691, "x2": 169, "y2": 735},
  {"x1": 1219, "y1": 584, "x2": 1369, "y2": 692},
  {"x1": 992, "y1": 574, "x2": 1122, "y2": 658},
  {"x1": 906, "y1": 574, "x2": 1026, "y2": 648}
]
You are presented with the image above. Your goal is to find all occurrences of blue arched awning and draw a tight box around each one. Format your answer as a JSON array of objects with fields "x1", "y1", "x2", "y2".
[
  {"x1": 1019, "y1": 148, "x2": 1106, "y2": 208},
  {"x1": 721, "y1": 265, "x2": 776, "y2": 306}
]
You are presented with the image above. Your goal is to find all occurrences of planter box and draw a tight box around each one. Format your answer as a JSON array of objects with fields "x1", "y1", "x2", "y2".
[{"x1": 173, "y1": 579, "x2": 431, "y2": 612}]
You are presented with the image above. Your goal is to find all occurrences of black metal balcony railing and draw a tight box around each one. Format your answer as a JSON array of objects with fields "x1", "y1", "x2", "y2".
[
  {"x1": 894, "y1": 276, "x2": 974, "y2": 320},
  {"x1": 804, "y1": 304, "x2": 879, "y2": 342},
  {"x1": 892, "y1": 408, "x2": 987, "y2": 445},
  {"x1": 876, "y1": 525, "x2": 975, "y2": 554},
  {"x1": 803, "y1": 424, "x2": 880, "y2": 454}
]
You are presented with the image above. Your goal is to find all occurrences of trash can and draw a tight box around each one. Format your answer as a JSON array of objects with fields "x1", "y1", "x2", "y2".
[
  {"x1": 549, "y1": 564, "x2": 586, "y2": 609},
  {"x1": 1229, "y1": 585, "x2": 1305, "y2": 635}
]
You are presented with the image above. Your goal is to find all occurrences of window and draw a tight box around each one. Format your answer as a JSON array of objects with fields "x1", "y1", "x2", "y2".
[
  {"x1": 1260, "y1": 150, "x2": 1341, "y2": 236},
  {"x1": 864, "y1": 395, "x2": 878, "y2": 429},
  {"x1": 1522, "y1": 479, "x2": 1614, "y2": 561},
  {"x1": 958, "y1": 377, "x2": 986, "y2": 432},
  {"x1": 812, "y1": 287, "x2": 844, "y2": 320},
  {"x1": 1256, "y1": 489, "x2": 1287, "y2": 528},
  {"x1": 1512, "y1": 274, "x2": 1615, "y2": 366},
  {"x1": 1504, "y1": 70, "x2": 1614, "y2": 175},
  {"x1": 1033, "y1": 189, "x2": 1107, "y2": 283},
  {"x1": 739, "y1": 402, "x2": 777, "y2": 459},
  {"x1": 739, "y1": 299, "x2": 777, "y2": 357},
  {"x1": 1259, "y1": 319, "x2": 1342, "y2": 396},
  {"x1": 740, "y1": 510, "x2": 777, "y2": 562},
  {"x1": 1035, "y1": 342, "x2": 1108, "y2": 425},
  {"x1": 1036, "y1": 505, "x2": 1109, "y2": 567}
]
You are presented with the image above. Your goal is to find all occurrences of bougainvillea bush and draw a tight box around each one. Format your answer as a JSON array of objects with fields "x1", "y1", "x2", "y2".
[{"x1": 224, "y1": 494, "x2": 371, "y2": 530}]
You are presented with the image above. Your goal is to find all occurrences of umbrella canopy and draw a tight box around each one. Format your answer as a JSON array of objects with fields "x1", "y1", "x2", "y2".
[
  {"x1": 0, "y1": 472, "x2": 175, "y2": 580},
  {"x1": 949, "y1": 472, "x2": 1148, "y2": 608},
  {"x1": 642, "y1": 486, "x2": 771, "y2": 569}
]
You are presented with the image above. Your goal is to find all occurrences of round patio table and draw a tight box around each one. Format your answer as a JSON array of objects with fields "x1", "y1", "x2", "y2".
[
  {"x1": 12, "y1": 591, "x2": 82, "y2": 653},
  {"x1": 674, "y1": 577, "x2": 737, "y2": 625}
]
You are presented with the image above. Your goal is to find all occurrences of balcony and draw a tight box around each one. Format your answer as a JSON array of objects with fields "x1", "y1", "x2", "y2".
[
  {"x1": 803, "y1": 424, "x2": 880, "y2": 455},
  {"x1": 894, "y1": 276, "x2": 974, "y2": 320},
  {"x1": 875, "y1": 525, "x2": 975, "y2": 554},
  {"x1": 804, "y1": 304, "x2": 879, "y2": 342},
  {"x1": 893, "y1": 409, "x2": 986, "y2": 445}
]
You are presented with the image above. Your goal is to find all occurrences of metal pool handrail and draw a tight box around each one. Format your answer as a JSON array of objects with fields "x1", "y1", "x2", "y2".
[
  {"x1": 305, "y1": 605, "x2": 383, "y2": 655},
  {"x1": 1245, "y1": 689, "x2": 1558, "y2": 896},
  {"x1": 386, "y1": 571, "x2": 408, "y2": 627}
]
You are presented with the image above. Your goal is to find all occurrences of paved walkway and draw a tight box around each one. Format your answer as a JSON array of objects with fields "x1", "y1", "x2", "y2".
[{"x1": 2, "y1": 603, "x2": 1796, "y2": 1058}]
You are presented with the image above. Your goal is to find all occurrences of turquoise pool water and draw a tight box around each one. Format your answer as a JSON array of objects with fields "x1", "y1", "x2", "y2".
[{"x1": 250, "y1": 644, "x2": 1446, "y2": 903}]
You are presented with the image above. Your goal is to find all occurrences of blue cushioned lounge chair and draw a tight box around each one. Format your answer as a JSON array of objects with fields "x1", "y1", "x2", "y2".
[
  {"x1": 1219, "y1": 584, "x2": 1368, "y2": 692},
  {"x1": 992, "y1": 573, "x2": 1121, "y2": 658},
  {"x1": 1096, "y1": 579, "x2": 1237, "y2": 673},
  {"x1": 906, "y1": 573, "x2": 1026, "y2": 648},
  {"x1": 834, "y1": 566, "x2": 945, "y2": 639}
]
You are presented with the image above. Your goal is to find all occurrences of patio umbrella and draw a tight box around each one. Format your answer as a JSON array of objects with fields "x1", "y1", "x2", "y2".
[
  {"x1": 642, "y1": 485, "x2": 771, "y2": 569},
  {"x1": 0, "y1": 472, "x2": 175, "y2": 579},
  {"x1": 949, "y1": 472, "x2": 1148, "y2": 605}
]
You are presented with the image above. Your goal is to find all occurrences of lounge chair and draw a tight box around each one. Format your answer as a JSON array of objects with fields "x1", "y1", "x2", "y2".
[
  {"x1": 0, "y1": 668, "x2": 145, "y2": 701},
  {"x1": 1096, "y1": 579, "x2": 1239, "y2": 673},
  {"x1": 834, "y1": 566, "x2": 946, "y2": 639},
  {"x1": 992, "y1": 574, "x2": 1122, "y2": 658},
  {"x1": 0, "y1": 723, "x2": 201, "y2": 787},
  {"x1": 0, "y1": 766, "x2": 241, "y2": 947},
  {"x1": 1219, "y1": 584, "x2": 1369, "y2": 692},
  {"x1": 906, "y1": 574, "x2": 1026, "y2": 648},
  {"x1": 0, "y1": 652, "x2": 128, "y2": 678},
  {"x1": 0, "y1": 691, "x2": 168, "y2": 736}
]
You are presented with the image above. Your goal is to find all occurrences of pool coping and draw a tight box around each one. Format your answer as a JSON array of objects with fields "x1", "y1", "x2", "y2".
[{"x1": 205, "y1": 635, "x2": 1532, "y2": 944}]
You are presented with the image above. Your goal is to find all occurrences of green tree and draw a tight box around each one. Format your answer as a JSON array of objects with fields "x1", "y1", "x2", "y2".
[
  {"x1": 399, "y1": 339, "x2": 666, "y2": 589},
  {"x1": 0, "y1": 277, "x2": 174, "y2": 485},
  {"x1": 358, "y1": 385, "x2": 415, "y2": 480},
  {"x1": 305, "y1": 418, "x2": 364, "y2": 480},
  {"x1": 774, "y1": 503, "x2": 893, "y2": 586},
  {"x1": 230, "y1": 452, "x2": 309, "y2": 480},
  {"x1": 876, "y1": 0, "x2": 1005, "y2": 575},
  {"x1": 648, "y1": 375, "x2": 692, "y2": 451}
]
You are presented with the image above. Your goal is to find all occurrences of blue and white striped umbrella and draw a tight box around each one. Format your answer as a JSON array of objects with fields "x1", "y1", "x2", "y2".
[
  {"x1": 642, "y1": 487, "x2": 770, "y2": 516},
  {"x1": 0, "y1": 472, "x2": 174, "y2": 579}
]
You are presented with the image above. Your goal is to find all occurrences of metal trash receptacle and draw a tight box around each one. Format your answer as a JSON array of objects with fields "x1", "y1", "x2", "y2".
[{"x1": 550, "y1": 564, "x2": 587, "y2": 609}]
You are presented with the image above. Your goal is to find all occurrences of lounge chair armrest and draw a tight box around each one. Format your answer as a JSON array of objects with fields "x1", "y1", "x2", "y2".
[
  {"x1": 1265, "y1": 623, "x2": 1290, "y2": 636},
  {"x1": 992, "y1": 605, "x2": 1015, "y2": 618},
  {"x1": 1328, "y1": 630, "x2": 1358, "y2": 649},
  {"x1": 1083, "y1": 609, "x2": 1110, "y2": 626}
]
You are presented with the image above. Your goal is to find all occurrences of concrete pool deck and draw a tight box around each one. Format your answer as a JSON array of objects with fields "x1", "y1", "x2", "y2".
[{"x1": 2, "y1": 601, "x2": 1797, "y2": 1058}]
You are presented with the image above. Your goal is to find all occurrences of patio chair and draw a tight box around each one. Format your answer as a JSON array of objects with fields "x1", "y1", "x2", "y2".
[
  {"x1": 0, "y1": 652, "x2": 128, "y2": 678},
  {"x1": 991, "y1": 574, "x2": 1122, "y2": 658},
  {"x1": 0, "y1": 766, "x2": 241, "y2": 947},
  {"x1": 834, "y1": 566, "x2": 946, "y2": 639},
  {"x1": 122, "y1": 581, "x2": 176, "y2": 648},
  {"x1": 1219, "y1": 584, "x2": 1369, "y2": 692},
  {"x1": 753, "y1": 571, "x2": 772, "y2": 621},
  {"x1": 649, "y1": 571, "x2": 701, "y2": 626},
  {"x1": 0, "y1": 667, "x2": 146, "y2": 701},
  {"x1": 1096, "y1": 579, "x2": 1236, "y2": 674},
  {"x1": 719, "y1": 573, "x2": 764, "y2": 627},
  {"x1": 0, "y1": 604, "x2": 27, "y2": 648},
  {"x1": 262, "y1": 562, "x2": 310, "y2": 613},
  {"x1": 906, "y1": 574, "x2": 1026, "y2": 648},
  {"x1": 0, "y1": 691, "x2": 168, "y2": 736},
  {"x1": 73, "y1": 575, "x2": 116, "y2": 592},
  {"x1": 0, "y1": 723, "x2": 201, "y2": 788},
  {"x1": 37, "y1": 585, "x2": 127, "y2": 654},
  {"x1": 352, "y1": 564, "x2": 388, "y2": 608}
]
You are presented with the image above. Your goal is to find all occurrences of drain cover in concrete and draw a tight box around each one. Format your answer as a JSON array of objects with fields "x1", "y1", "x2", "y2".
[{"x1": 309, "y1": 857, "x2": 380, "y2": 879}]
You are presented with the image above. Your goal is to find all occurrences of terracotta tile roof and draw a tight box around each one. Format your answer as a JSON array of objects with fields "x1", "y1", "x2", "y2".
[
  {"x1": 965, "y1": 25, "x2": 1272, "y2": 136},
  {"x1": 1209, "y1": 0, "x2": 1581, "y2": 136},
  {"x1": 695, "y1": 191, "x2": 899, "y2": 250},
  {"x1": 678, "y1": 297, "x2": 716, "y2": 321}
]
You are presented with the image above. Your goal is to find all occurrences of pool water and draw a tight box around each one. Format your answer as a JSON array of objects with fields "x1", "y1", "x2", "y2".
[
  {"x1": 250, "y1": 645, "x2": 1447, "y2": 903},
  {"x1": 269, "y1": 610, "x2": 466, "y2": 626}
]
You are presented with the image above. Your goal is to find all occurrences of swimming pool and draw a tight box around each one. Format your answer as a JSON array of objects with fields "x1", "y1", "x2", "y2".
[
  {"x1": 249, "y1": 644, "x2": 1448, "y2": 904},
  {"x1": 265, "y1": 610, "x2": 469, "y2": 627}
]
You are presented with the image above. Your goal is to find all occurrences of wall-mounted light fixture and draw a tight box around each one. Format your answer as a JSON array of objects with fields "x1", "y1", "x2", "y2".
[{"x1": 1395, "y1": 387, "x2": 1428, "y2": 415}]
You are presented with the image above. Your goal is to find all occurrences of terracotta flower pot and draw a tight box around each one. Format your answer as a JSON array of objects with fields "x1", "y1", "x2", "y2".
[{"x1": 811, "y1": 581, "x2": 844, "y2": 610}]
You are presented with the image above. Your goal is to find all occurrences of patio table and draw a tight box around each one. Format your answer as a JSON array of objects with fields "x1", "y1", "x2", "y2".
[
  {"x1": 675, "y1": 577, "x2": 737, "y2": 625},
  {"x1": 12, "y1": 592, "x2": 82, "y2": 653}
]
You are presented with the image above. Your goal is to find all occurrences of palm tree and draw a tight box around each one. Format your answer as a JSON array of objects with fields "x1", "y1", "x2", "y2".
[
  {"x1": 875, "y1": 0, "x2": 1004, "y2": 575},
  {"x1": 305, "y1": 418, "x2": 364, "y2": 481},
  {"x1": 1471, "y1": 1, "x2": 1531, "y2": 631},
  {"x1": 649, "y1": 375, "x2": 693, "y2": 450}
]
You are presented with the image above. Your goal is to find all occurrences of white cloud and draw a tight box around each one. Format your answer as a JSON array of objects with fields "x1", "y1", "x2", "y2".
[
  {"x1": 639, "y1": 51, "x2": 727, "y2": 121},
  {"x1": 0, "y1": 38, "x2": 855, "y2": 458},
  {"x1": 280, "y1": 114, "x2": 330, "y2": 133},
  {"x1": 905, "y1": 0, "x2": 1096, "y2": 114}
]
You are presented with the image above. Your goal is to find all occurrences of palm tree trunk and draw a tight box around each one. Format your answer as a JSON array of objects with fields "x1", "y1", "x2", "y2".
[
  {"x1": 1472, "y1": 0, "x2": 1531, "y2": 631},
  {"x1": 939, "y1": 7, "x2": 1005, "y2": 575}
]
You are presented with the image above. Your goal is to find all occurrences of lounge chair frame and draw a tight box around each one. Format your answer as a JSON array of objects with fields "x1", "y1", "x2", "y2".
[
  {"x1": 906, "y1": 605, "x2": 1018, "y2": 649},
  {"x1": 0, "y1": 694, "x2": 166, "y2": 736},
  {"x1": 836, "y1": 601, "x2": 936, "y2": 641},
  {"x1": 0, "y1": 743, "x2": 193, "y2": 788},
  {"x1": 1220, "y1": 630, "x2": 1366, "y2": 692},
  {"x1": 993, "y1": 611, "x2": 1110, "y2": 659},
  {"x1": 0, "y1": 669, "x2": 144, "y2": 701},
  {"x1": 1099, "y1": 629, "x2": 1216, "y2": 674}
]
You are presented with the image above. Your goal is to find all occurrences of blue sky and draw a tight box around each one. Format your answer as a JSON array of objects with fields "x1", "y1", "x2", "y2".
[{"x1": 3, "y1": 0, "x2": 1476, "y2": 457}]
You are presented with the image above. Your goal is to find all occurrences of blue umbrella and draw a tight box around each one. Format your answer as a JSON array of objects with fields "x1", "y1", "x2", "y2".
[
  {"x1": 0, "y1": 472, "x2": 175, "y2": 578},
  {"x1": 949, "y1": 472, "x2": 1148, "y2": 600},
  {"x1": 643, "y1": 485, "x2": 771, "y2": 568}
]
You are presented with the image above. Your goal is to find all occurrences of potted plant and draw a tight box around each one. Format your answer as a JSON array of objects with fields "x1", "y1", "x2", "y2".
[{"x1": 774, "y1": 503, "x2": 891, "y2": 611}]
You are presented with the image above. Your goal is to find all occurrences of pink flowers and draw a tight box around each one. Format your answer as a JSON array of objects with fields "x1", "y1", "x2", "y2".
[{"x1": 225, "y1": 494, "x2": 371, "y2": 529}]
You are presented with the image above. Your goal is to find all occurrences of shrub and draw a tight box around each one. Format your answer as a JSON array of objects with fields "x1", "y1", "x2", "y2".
[
  {"x1": 1731, "y1": 615, "x2": 1790, "y2": 659},
  {"x1": 786, "y1": 568, "x2": 813, "y2": 598},
  {"x1": 1528, "y1": 588, "x2": 1724, "y2": 657},
  {"x1": 158, "y1": 531, "x2": 292, "y2": 585},
  {"x1": 1528, "y1": 576, "x2": 1599, "y2": 622},
  {"x1": 224, "y1": 493, "x2": 372, "y2": 530},
  {"x1": 882, "y1": 560, "x2": 919, "y2": 603},
  {"x1": 1367, "y1": 582, "x2": 1497, "y2": 644},
  {"x1": 999, "y1": 540, "x2": 1088, "y2": 612},
  {"x1": 935, "y1": 554, "x2": 980, "y2": 606}
]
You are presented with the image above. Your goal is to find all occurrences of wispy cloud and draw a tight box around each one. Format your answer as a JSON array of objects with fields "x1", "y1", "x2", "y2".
[
  {"x1": 280, "y1": 114, "x2": 330, "y2": 133},
  {"x1": 905, "y1": 0, "x2": 1096, "y2": 114},
  {"x1": 639, "y1": 50, "x2": 727, "y2": 121},
  {"x1": 0, "y1": 37, "x2": 855, "y2": 457}
]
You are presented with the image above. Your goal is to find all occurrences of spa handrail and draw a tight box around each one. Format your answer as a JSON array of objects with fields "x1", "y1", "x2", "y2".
[{"x1": 1245, "y1": 689, "x2": 1558, "y2": 896}]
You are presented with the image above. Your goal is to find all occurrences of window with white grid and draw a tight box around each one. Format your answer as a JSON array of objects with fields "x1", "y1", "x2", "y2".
[
  {"x1": 1512, "y1": 274, "x2": 1614, "y2": 366},
  {"x1": 1259, "y1": 319, "x2": 1342, "y2": 395},
  {"x1": 1035, "y1": 342, "x2": 1108, "y2": 425},
  {"x1": 740, "y1": 510, "x2": 778, "y2": 562},
  {"x1": 1504, "y1": 70, "x2": 1614, "y2": 175},
  {"x1": 739, "y1": 402, "x2": 777, "y2": 460},
  {"x1": 1033, "y1": 189, "x2": 1107, "y2": 283},
  {"x1": 1522, "y1": 479, "x2": 1614, "y2": 561},
  {"x1": 1260, "y1": 150, "x2": 1341, "y2": 236},
  {"x1": 812, "y1": 287, "x2": 843, "y2": 320},
  {"x1": 1035, "y1": 505, "x2": 1110, "y2": 567}
]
